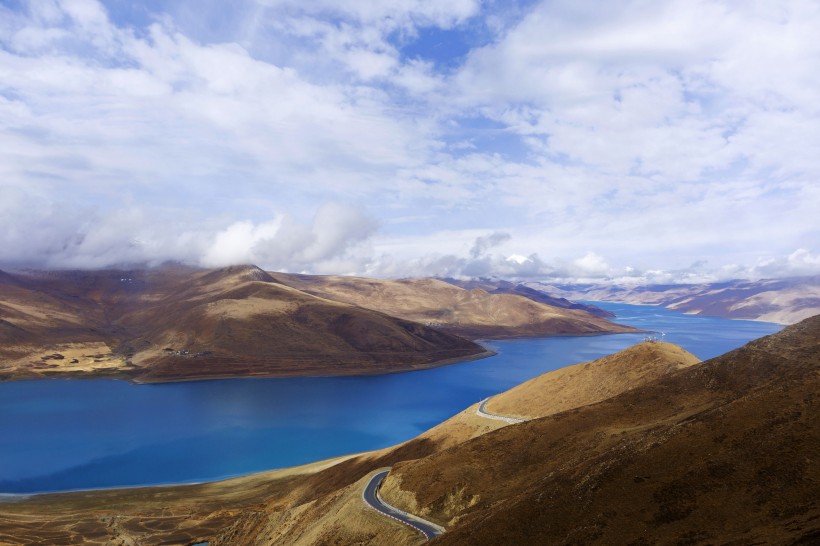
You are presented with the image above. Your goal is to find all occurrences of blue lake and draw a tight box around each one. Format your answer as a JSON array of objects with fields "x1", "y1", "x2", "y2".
[{"x1": 0, "y1": 303, "x2": 782, "y2": 494}]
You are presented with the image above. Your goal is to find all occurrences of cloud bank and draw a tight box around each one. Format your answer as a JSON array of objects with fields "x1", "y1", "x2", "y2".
[{"x1": 0, "y1": 0, "x2": 817, "y2": 281}]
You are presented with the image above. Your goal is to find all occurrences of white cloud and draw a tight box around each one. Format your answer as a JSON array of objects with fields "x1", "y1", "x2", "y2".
[
  {"x1": 749, "y1": 249, "x2": 820, "y2": 279},
  {"x1": 572, "y1": 252, "x2": 610, "y2": 277},
  {"x1": 202, "y1": 203, "x2": 377, "y2": 271},
  {"x1": 0, "y1": 0, "x2": 817, "y2": 280}
]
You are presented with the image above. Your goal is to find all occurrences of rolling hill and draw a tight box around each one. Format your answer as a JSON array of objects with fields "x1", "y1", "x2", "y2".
[{"x1": 485, "y1": 340, "x2": 700, "y2": 419}]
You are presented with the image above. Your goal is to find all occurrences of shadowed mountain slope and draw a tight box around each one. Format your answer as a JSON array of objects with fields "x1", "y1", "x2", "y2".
[
  {"x1": 0, "y1": 265, "x2": 486, "y2": 382},
  {"x1": 270, "y1": 273, "x2": 636, "y2": 339}
]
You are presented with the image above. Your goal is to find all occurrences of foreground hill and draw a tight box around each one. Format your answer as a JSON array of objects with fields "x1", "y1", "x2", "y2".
[
  {"x1": 270, "y1": 273, "x2": 636, "y2": 338},
  {"x1": 3, "y1": 318, "x2": 816, "y2": 544},
  {"x1": 379, "y1": 315, "x2": 820, "y2": 545},
  {"x1": 0, "y1": 265, "x2": 485, "y2": 382},
  {"x1": 533, "y1": 276, "x2": 820, "y2": 324}
]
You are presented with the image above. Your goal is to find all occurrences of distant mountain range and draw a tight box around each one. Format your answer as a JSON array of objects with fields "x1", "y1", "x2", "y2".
[
  {"x1": 529, "y1": 275, "x2": 820, "y2": 325},
  {"x1": 8, "y1": 313, "x2": 816, "y2": 544},
  {"x1": 0, "y1": 265, "x2": 634, "y2": 382}
]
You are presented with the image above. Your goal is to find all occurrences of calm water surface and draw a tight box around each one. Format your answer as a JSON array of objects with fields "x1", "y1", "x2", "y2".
[{"x1": 0, "y1": 303, "x2": 782, "y2": 493}]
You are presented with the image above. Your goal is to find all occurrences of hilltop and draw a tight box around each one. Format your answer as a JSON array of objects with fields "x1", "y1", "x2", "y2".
[
  {"x1": 270, "y1": 273, "x2": 636, "y2": 338},
  {"x1": 486, "y1": 341, "x2": 700, "y2": 419}
]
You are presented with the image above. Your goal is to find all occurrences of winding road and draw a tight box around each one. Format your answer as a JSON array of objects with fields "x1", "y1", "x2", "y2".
[
  {"x1": 362, "y1": 398, "x2": 525, "y2": 540},
  {"x1": 476, "y1": 396, "x2": 526, "y2": 424},
  {"x1": 362, "y1": 469, "x2": 445, "y2": 541}
]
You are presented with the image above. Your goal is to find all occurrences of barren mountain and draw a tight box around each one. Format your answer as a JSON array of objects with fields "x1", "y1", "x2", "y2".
[
  {"x1": 0, "y1": 265, "x2": 485, "y2": 382},
  {"x1": 270, "y1": 273, "x2": 636, "y2": 338},
  {"x1": 532, "y1": 276, "x2": 820, "y2": 324}
]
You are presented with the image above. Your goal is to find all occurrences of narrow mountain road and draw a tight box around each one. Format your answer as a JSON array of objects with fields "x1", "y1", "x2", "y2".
[
  {"x1": 476, "y1": 396, "x2": 526, "y2": 424},
  {"x1": 362, "y1": 469, "x2": 445, "y2": 541}
]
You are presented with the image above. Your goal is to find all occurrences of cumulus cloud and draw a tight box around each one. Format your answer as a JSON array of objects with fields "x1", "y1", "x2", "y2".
[
  {"x1": 746, "y1": 249, "x2": 820, "y2": 280},
  {"x1": 203, "y1": 203, "x2": 377, "y2": 271},
  {"x1": 0, "y1": 188, "x2": 375, "y2": 273}
]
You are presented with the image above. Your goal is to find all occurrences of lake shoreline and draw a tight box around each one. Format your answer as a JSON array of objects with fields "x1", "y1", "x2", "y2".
[{"x1": 0, "y1": 303, "x2": 782, "y2": 495}]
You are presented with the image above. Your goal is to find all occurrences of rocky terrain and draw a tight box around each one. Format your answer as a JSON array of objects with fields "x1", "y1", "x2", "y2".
[
  {"x1": 270, "y1": 273, "x2": 635, "y2": 338},
  {"x1": 2, "y1": 315, "x2": 816, "y2": 545},
  {"x1": 0, "y1": 265, "x2": 486, "y2": 382},
  {"x1": 532, "y1": 276, "x2": 820, "y2": 324}
]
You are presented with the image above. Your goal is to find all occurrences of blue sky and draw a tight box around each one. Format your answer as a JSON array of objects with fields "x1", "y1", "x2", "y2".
[{"x1": 0, "y1": 0, "x2": 818, "y2": 282}]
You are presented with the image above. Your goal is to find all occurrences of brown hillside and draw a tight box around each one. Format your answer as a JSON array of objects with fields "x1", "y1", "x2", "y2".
[
  {"x1": 379, "y1": 315, "x2": 820, "y2": 545},
  {"x1": 409, "y1": 343, "x2": 699, "y2": 455},
  {"x1": 270, "y1": 273, "x2": 637, "y2": 338},
  {"x1": 0, "y1": 265, "x2": 486, "y2": 382},
  {"x1": 487, "y1": 341, "x2": 700, "y2": 419}
]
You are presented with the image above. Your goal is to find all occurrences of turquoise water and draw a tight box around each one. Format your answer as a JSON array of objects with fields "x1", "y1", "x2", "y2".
[{"x1": 0, "y1": 303, "x2": 782, "y2": 494}]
